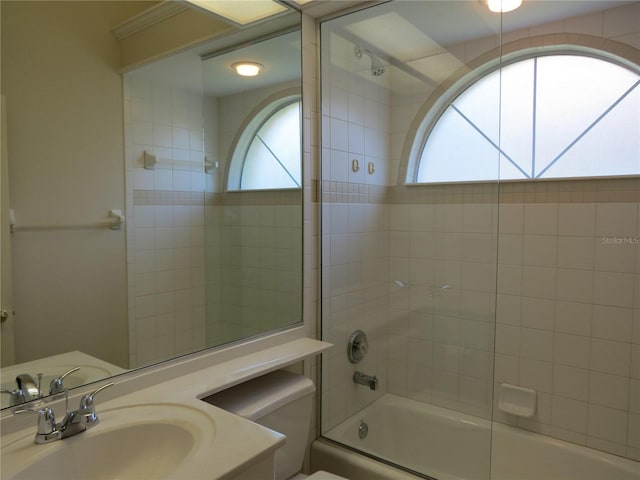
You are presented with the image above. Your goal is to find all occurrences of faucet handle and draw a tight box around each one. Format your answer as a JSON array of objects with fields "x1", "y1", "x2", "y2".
[
  {"x1": 49, "y1": 366, "x2": 80, "y2": 395},
  {"x1": 15, "y1": 406, "x2": 57, "y2": 436},
  {"x1": 78, "y1": 383, "x2": 113, "y2": 427}
]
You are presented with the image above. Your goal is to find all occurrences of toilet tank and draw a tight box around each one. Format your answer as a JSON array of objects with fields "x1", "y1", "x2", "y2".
[{"x1": 204, "y1": 370, "x2": 315, "y2": 480}]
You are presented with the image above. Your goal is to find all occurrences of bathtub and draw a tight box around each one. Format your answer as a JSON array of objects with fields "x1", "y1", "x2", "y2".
[{"x1": 311, "y1": 394, "x2": 640, "y2": 480}]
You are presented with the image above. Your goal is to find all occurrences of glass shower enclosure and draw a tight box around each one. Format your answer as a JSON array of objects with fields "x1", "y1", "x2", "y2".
[{"x1": 320, "y1": 1, "x2": 640, "y2": 479}]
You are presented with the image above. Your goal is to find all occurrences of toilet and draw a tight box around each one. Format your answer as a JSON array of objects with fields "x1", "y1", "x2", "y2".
[{"x1": 204, "y1": 370, "x2": 347, "y2": 480}]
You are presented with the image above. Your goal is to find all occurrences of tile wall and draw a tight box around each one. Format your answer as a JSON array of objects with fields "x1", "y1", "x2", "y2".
[
  {"x1": 124, "y1": 77, "x2": 207, "y2": 367},
  {"x1": 320, "y1": 32, "x2": 392, "y2": 430},
  {"x1": 493, "y1": 182, "x2": 640, "y2": 460},
  {"x1": 320, "y1": 1, "x2": 640, "y2": 462},
  {"x1": 203, "y1": 81, "x2": 303, "y2": 346}
]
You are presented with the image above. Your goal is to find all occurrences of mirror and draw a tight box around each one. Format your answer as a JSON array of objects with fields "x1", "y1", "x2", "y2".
[{"x1": 1, "y1": 1, "x2": 302, "y2": 409}]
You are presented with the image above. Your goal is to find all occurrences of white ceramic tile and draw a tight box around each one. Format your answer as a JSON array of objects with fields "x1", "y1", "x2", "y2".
[
  {"x1": 554, "y1": 333, "x2": 590, "y2": 369},
  {"x1": 589, "y1": 371, "x2": 630, "y2": 410},
  {"x1": 329, "y1": 149, "x2": 349, "y2": 183},
  {"x1": 627, "y1": 413, "x2": 640, "y2": 449},
  {"x1": 135, "y1": 251, "x2": 155, "y2": 274},
  {"x1": 596, "y1": 203, "x2": 638, "y2": 237},
  {"x1": 497, "y1": 234, "x2": 523, "y2": 265},
  {"x1": 495, "y1": 353, "x2": 519, "y2": 384},
  {"x1": 497, "y1": 264, "x2": 522, "y2": 296},
  {"x1": 522, "y1": 266, "x2": 557, "y2": 300},
  {"x1": 461, "y1": 348, "x2": 490, "y2": 379},
  {"x1": 462, "y1": 203, "x2": 497, "y2": 234},
  {"x1": 521, "y1": 297, "x2": 555, "y2": 330},
  {"x1": 135, "y1": 294, "x2": 156, "y2": 318},
  {"x1": 557, "y1": 236, "x2": 594, "y2": 269},
  {"x1": 553, "y1": 364, "x2": 589, "y2": 401},
  {"x1": 519, "y1": 358, "x2": 553, "y2": 393},
  {"x1": 434, "y1": 232, "x2": 462, "y2": 260},
  {"x1": 588, "y1": 404, "x2": 629, "y2": 444},
  {"x1": 593, "y1": 271, "x2": 635, "y2": 308},
  {"x1": 556, "y1": 268, "x2": 593, "y2": 304},
  {"x1": 133, "y1": 169, "x2": 154, "y2": 190},
  {"x1": 496, "y1": 294, "x2": 522, "y2": 326},
  {"x1": 152, "y1": 102, "x2": 171, "y2": 125},
  {"x1": 171, "y1": 170, "x2": 189, "y2": 191},
  {"x1": 134, "y1": 206, "x2": 154, "y2": 228},
  {"x1": 462, "y1": 262, "x2": 496, "y2": 293},
  {"x1": 590, "y1": 338, "x2": 632, "y2": 376},
  {"x1": 329, "y1": 118, "x2": 349, "y2": 152},
  {"x1": 131, "y1": 98, "x2": 152, "y2": 123},
  {"x1": 154, "y1": 169, "x2": 173, "y2": 190},
  {"x1": 409, "y1": 204, "x2": 434, "y2": 232},
  {"x1": 498, "y1": 203, "x2": 524, "y2": 234},
  {"x1": 152, "y1": 124, "x2": 172, "y2": 148},
  {"x1": 154, "y1": 270, "x2": 174, "y2": 293},
  {"x1": 523, "y1": 235, "x2": 558, "y2": 267},
  {"x1": 348, "y1": 122, "x2": 365, "y2": 155},
  {"x1": 592, "y1": 305, "x2": 633, "y2": 342},
  {"x1": 631, "y1": 344, "x2": 640, "y2": 380},
  {"x1": 524, "y1": 204, "x2": 558, "y2": 235},
  {"x1": 594, "y1": 239, "x2": 636, "y2": 273},
  {"x1": 435, "y1": 204, "x2": 463, "y2": 233},
  {"x1": 551, "y1": 396, "x2": 588, "y2": 434},
  {"x1": 555, "y1": 301, "x2": 592, "y2": 336},
  {"x1": 135, "y1": 272, "x2": 155, "y2": 296},
  {"x1": 520, "y1": 328, "x2": 554, "y2": 362},
  {"x1": 630, "y1": 379, "x2": 640, "y2": 414},
  {"x1": 558, "y1": 203, "x2": 596, "y2": 236},
  {"x1": 463, "y1": 233, "x2": 497, "y2": 263}
]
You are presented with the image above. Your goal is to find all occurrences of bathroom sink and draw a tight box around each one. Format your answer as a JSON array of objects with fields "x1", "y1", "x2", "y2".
[{"x1": 1, "y1": 403, "x2": 216, "y2": 480}]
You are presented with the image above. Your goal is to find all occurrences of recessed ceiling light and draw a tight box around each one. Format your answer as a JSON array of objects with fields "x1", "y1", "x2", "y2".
[
  {"x1": 232, "y1": 62, "x2": 263, "y2": 77},
  {"x1": 487, "y1": 0, "x2": 522, "y2": 13}
]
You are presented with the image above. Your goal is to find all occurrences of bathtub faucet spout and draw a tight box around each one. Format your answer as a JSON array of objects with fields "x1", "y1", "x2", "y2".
[{"x1": 353, "y1": 371, "x2": 378, "y2": 390}]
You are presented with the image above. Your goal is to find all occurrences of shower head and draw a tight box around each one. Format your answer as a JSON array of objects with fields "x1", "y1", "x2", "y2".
[{"x1": 354, "y1": 46, "x2": 385, "y2": 76}]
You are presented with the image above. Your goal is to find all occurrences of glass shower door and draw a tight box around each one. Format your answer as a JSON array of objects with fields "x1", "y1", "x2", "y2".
[{"x1": 320, "y1": 2, "x2": 501, "y2": 478}]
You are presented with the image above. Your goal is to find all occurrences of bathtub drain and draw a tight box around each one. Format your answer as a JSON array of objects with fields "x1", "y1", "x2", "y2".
[{"x1": 358, "y1": 420, "x2": 369, "y2": 440}]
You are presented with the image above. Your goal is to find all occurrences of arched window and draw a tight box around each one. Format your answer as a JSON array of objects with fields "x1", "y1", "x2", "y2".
[
  {"x1": 411, "y1": 49, "x2": 640, "y2": 184},
  {"x1": 227, "y1": 94, "x2": 301, "y2": 191}
]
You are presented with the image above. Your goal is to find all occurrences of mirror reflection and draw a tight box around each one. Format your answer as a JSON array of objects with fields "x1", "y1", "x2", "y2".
[
  {"x1": 1, "y1": 1, "x2": 302, "y2": 409},
  {"x1": 124, "y1": 28, "x2": 303, "y2": 366}
]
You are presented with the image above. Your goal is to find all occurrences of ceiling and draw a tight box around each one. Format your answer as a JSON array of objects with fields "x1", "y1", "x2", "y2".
[{"x1": 127, "y1": 1, "x2": 635, "y2": 96}]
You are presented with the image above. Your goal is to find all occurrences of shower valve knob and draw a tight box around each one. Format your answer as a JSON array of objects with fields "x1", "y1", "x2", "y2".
[{"x1": 348, "y1": 330, "x2": 369, "y2": 364}]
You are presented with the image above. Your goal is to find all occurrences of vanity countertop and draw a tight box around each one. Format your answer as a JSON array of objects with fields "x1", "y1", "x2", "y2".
[{"x1": 1, "y1": 337, "x2": 332, "y2": 479}]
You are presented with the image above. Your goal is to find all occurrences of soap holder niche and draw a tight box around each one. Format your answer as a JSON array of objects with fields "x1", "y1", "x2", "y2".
[{"x1": 498, "y1": 383, "x2": 536, "y2": 418}]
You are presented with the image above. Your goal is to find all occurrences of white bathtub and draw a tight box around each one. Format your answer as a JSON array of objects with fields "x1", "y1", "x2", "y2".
[{"x1": 312, "y1": 394, "x2": 640, "y2": 480}]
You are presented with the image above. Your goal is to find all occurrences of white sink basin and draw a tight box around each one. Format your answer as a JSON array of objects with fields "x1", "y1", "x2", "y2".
[{"x1": 1, "y1": 403, "x2": 216, "y2": 480}]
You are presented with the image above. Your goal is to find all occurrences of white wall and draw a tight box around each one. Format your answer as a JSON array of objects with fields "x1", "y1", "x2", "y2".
[{"x1": 1, "y1": 1, "x2": 142, "y2": 368}]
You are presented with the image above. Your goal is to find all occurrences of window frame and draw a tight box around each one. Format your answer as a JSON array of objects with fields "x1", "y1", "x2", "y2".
[
  {"x1": 406, "y1": 44, "x2": 640, "y2": 185},
  {"x1": 226, "y1": 89, "x2": 302, "y2": 192}
]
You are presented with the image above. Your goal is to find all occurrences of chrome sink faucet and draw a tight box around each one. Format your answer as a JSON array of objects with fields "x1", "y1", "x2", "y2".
[
  {"x1": 15, "y1": 383, "x2": 113, "y2": 444},
  {"x1": 2, "y1": 366, "x2": 80, "y2": 405},
  {"x1": 1, "y1": 374, "x2": 43, "y2": 406},
  {"x1": 353, "y1": 371, "x2": 378, "y2": 390}
]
